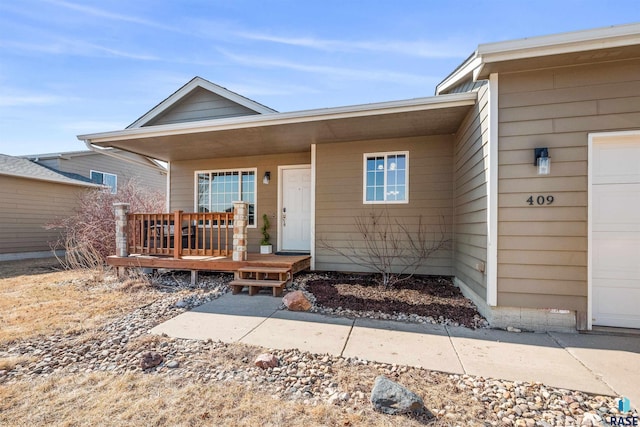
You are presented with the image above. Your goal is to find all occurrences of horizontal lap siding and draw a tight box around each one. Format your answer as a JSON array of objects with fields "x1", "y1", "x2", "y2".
[
  {"x1": 453, "y1": 83, "x2": 489, "y2": 298},
  {"x1": 0, "y1": 176, "x2": 85, "y2": 254},
  {"x1": 56, "y1": 154, "x2": 166, "y2": 194},
  {"x1": 170, "y1": 152, "x2": 310, "y2": 253},
  {"x1": 146, "y1": 88, "x2": 259, "y2": 126},
  {"x1": 497, "y1": 57, "x2": 640, "y2": 311},
  {"x1": 315, "y1": 135, "x2": 454, "y2": 275}
]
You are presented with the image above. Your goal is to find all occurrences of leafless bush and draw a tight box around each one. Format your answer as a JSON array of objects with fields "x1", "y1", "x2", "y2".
[
  {"x1": 319, "y1": 209, "x2": 450, "y2": 287},
  {"x1": 47, "y1": 178, "x2": 165, "y2": 270}
]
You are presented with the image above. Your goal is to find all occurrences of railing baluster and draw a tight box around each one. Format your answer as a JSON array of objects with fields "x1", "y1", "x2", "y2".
[{"x1": 125, "y1": 211, "x2": 235, "y2": 257}]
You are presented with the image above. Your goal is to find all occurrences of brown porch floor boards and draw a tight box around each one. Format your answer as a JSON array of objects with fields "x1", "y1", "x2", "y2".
[{"x1": 106, "y1": 253, "x2": 311, "y2": 274}]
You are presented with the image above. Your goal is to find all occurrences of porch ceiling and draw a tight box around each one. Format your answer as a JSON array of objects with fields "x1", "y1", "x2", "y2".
[{"x1": 79, "y1": 93, "x2": 476, "y2": 162}]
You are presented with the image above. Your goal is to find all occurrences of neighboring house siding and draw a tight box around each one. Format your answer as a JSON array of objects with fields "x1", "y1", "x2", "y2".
[
  {"x1": 145, "y1": 87, "x2": 260, "y2": 126},
  {"x1": 453, "y1": 82, "x2": 489, "y2": 299},
  {"x1": 0, "y1": 175, "x2": 84, "y2": 254},
  {"x1": 315, "y1": 135, "x2": 454, "y2": 275},
  {"x1": 54, "y1": 154, "x2": 166, "y2": 193},
  {"x1": 170, "y1": 152, "x2": 311, "y2": 253},
  {"x1": 497, "y1": 57, "x2": 640, "y2": 312}
]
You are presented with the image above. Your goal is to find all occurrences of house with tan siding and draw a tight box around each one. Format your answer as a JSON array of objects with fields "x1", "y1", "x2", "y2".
[
  {"x1": 79, "y1": 24, "x2": 640, "y2": 332},
  {"x1": 22, "y1": 148, "x2": 167, "y2": 195},
  {"x1": 0, "y1": 154, "x2": 101, "y2": 260}
]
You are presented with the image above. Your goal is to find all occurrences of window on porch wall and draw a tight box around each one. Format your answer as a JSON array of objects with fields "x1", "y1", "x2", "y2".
[
  {"x1": 363, "y1": 152, "x2": 408, "y2": 203},
  {"x1": 196, "y1": 170, "x2": 256, "y2": 226}
]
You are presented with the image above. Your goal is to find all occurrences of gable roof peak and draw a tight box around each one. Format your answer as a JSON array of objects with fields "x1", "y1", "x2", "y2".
[{"x1": 127, "y1": 76, "x2": 277, "y2": 129}]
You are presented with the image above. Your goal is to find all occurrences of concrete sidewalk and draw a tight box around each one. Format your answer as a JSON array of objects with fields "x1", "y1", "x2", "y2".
[{"x1": 152, "y1": 293, "x2": 640, "y2": 408}]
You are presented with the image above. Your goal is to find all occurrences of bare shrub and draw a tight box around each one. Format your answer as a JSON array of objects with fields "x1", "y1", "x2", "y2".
[
  {"x1": 47, "y1": 178, "x2": 164, "y2": 270},
  {"x1": 319, "y1": 209, "x2": 450, "y2": 287}
]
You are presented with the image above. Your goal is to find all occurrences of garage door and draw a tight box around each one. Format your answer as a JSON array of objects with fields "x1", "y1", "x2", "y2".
[{"x1": 592, "y1": 133, "x2": 640, "y2": 328}]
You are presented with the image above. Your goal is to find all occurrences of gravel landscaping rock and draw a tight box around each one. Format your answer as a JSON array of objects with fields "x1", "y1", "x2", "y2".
[
  {"x1": 290, "y1": 272, "x2": 489, "y2": 328},
  {"x1": 1, "y1": 269, "x2": 636, "y2": 425}
]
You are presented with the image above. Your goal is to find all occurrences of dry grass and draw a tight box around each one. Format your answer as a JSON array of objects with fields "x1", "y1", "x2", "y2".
[
  {"x1": 0, "y1": 258, "x2": 488, "y2": 426},
  {"x1": 0, "y1": 371, "x2": 481, "y2": 427},
  {"x1": 0, "y1": 258, "x2": 157, "y2": 345}
]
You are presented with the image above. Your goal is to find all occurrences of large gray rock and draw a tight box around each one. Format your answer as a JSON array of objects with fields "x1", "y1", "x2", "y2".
[
  {"x1": 140, "y1": 351, "x2": 163, "y2": 370},
  {"x1": 370, "y1": 376, "x2": 425, "y2": 415}
]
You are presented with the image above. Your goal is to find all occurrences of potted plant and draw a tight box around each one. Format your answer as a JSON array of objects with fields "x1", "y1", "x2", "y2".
[{"x1": 260, "y1": 213, "x2": 272, "y2": 254}]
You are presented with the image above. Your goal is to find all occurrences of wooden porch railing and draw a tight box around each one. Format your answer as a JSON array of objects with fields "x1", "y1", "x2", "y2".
[{"x1": 127, "y1": 211, "x2": 234, "y2": 258}]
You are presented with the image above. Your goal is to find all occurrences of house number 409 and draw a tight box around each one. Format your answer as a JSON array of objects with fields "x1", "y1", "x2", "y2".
[{"x1": 527, "y1": 195, "x2": 554, "y2": 206}]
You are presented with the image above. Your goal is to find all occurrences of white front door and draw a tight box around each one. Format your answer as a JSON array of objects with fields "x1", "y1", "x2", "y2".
[
  {"x1": 281, "y1": 167, "x2": 311, "y2": 252},
  {"x1": 592, "y1": 133, "x2": 640, "y2": 328}
]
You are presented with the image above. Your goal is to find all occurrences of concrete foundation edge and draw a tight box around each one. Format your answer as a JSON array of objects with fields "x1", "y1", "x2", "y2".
[
  {"x1": 0, "y1": 250, "x2": 65, "y2": 262},
  {"x1": 454, "y1": 277, "x2": 577, "y2": 333}
]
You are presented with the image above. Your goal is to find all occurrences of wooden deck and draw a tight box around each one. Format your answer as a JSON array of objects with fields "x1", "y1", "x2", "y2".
[{"x1": 106, "y1": 253, "x2": 311, "y2": 274}]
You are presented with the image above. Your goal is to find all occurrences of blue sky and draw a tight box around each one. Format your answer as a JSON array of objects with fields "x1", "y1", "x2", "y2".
[{"x1": 0, "y1": 0, "x2": 638, "y2": 156}]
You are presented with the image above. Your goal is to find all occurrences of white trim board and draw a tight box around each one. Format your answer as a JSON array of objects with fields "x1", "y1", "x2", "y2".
[
  {"x1": 310, "y1": 145, "x2": 317, "y2": 270},
  {"x1": 486, "y1": 73, "x2": 499, "y2": 307}
]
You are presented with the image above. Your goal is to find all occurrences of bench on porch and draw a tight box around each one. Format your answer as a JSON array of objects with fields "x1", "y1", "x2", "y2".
[{"x1": 230, "y1": 266, "x2": 292, "y2": 297}]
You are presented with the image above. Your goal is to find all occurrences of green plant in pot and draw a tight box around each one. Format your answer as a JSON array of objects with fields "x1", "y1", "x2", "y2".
[{"x1": 260, "y1": 213, "x2": 272, "y2": 254}]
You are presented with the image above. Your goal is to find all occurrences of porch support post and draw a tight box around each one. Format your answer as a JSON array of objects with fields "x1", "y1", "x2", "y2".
[
  {"x1": 173, "y1": 210, "x2": 183, "y2": 259},
  {"x1": 113, "y1": 203, "x2": 130, "y2": 258},
  {"x1": 232, "y1": 201, "x2": 248, "y2": 261}
]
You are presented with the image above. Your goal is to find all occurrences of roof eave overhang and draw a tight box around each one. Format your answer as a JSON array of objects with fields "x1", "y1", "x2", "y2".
[
  {"x1": 79, "y1": 92, "x2": 477, "y2": 145},
  {"x1": 0, "y1": 171, "x2": 101, "y2": 188},
  {"x1": 438, "y1": 23, "x2": 640, "y2": 91}
]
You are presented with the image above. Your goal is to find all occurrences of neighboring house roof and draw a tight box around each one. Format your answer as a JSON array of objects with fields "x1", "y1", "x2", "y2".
[
  {"x1": 127, "y1": 76, "x2": 277, "y2": 129},
  {"x1": 0, "y1": 154, "x2": 101, "y2": 187},
  {"x1": 22, "y1": 148, "x2": 167, "y2": 173},
  {"x1": 436, "y1": 22, "x2": 640, "y2": 94}
]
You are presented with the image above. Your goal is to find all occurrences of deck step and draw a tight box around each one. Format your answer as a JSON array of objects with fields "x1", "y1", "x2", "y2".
[
  {"x1": 237, "y1": 266, "x2": 291, "y2": 274},
  {"x1": 230, "y1": 279, "x2": 287, "y2": 297}
]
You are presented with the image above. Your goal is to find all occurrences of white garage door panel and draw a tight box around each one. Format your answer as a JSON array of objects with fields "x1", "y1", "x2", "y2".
[
  {"x1": 593, "y1": 140, "x2": 640, "y2": 184},
  {"x1": 592, "y1": 184, "x2": 640, "y2": 230},
  {"x1": 593, "y1": 234, "x2": 640, "y2": 279},
  {"x1": 593, "y1": 285, "x2": 640, "y2": 326},
  {"x1": 592, "y1": 134, "x2": 640, "y2": 329}
]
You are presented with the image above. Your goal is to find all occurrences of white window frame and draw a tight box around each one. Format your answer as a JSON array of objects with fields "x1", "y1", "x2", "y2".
[
  {"x1": 193, "y1": 168, "x2": 257, "y2": 228},
  {"x1": 90, "y1": 170, "x2": 117, "y2": 194},
  {"x1": 362, "y1": 151, "x2": 409, "y2": 204}
]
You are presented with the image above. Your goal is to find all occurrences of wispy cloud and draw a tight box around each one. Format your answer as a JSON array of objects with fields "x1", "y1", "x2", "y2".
[
  {"x1": 0, "y1": 94, "x2": 65, "y2": 107},
  {"x1": 235, "y1": 32, "x2": 468, "y2": 58},
  {"x1": 224, "y1": 82, "x2": 321, "y2": 97},
  {"x1": 42, "y1": 0, "x2": 179, "y2": 32},
  {"x1": 60, "y1": 120, "x2": 127, "y2": 132},
  {"x1": 219, "y1": 50, "x2": 436, "y2": 85},
  {"x1": 0, "y1": 39, "x2": 159, "y2": 61}
]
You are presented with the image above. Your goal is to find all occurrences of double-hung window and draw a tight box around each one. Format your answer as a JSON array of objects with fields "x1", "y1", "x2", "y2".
[
  {"x1": 90, "y1": 170, "x2": 117, "y2": 194},
  {"x1": 363, "y1": 152, "x2": 408, "y2": 203},
  {"x1": 195, "y1": 169, "x2": 256, "y2": 226}
]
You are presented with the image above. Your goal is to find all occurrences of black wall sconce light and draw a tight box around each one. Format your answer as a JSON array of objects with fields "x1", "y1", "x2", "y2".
[
  {"x1": 263, "y1": 171, "x2": 271, "y2": 184},
  {"x1": 534, "y1": 148, "x2": 550, "y2": 175}
]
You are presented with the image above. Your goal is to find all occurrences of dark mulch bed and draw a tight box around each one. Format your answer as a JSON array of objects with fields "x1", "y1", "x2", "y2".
[{"x1": 305, "y1": 273, "x2": 484, "y2": 328}]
